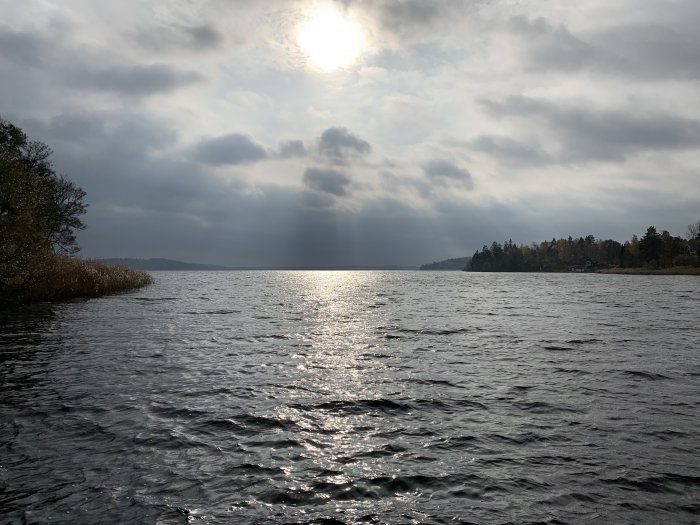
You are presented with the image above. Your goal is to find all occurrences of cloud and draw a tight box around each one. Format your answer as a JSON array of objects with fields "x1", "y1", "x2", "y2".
[
  {"x1": 481, "y1": 96, "x2": 700, "y2": 163},
  {"x1": 0, "y1": 26, "x2": 202, "y2": 97},
  {"x1": 277, "y1": 139, "x2": 307, "y2": 158},
  {"x1": 318, "y1": 126, "x2": 370, "y2": 163},
  {"x1": 470, "y1": 135, "x2": 551, "y2": 166},
  {"x1": 0, "y1": 26, "x2": 51, "y2": 67},
  {"x1": 136, "y1": 24, "x2": 223, "y2": 52},
  {"x1": 510, "y1": 12, "x2": 700, "y2": 81},
  {"x1": 72, "y1": 63, "x2": 203, "y2": 95},
  {"x1": 301, "y1": 190, "x2": 336, "y2": 210},
  {"x1": 15, "y1": 111, "x2": 180, "y2": 176},
  {"x1": 184, "y1": 25, "x2": 222, "y2": 48},
  {"x1": 422, "y1": 159, "x2": 474, "y2": 188},
  {"x1": 375, "y1": 0, "x2": 447, "y2": 34},
  {"x1": 595, "y1": 21, "x2": 700, "y2": 80},
  {"x1": 344, "y1": 0, "x2": 477, "y2": 47},
  {"x1": 303, "y1": 167, "x2": 351, "y2": 196},
  {"x1": 193, "y1": 133, "x2": 268, "y2": 166},
  {"x1": 508, "y1": 16, "x2": 595, "y2": 73}
]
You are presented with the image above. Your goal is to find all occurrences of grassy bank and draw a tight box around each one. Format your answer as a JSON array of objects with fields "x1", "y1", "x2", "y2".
[
  {"x1": 597, "y1": 266, "x2": 700, "y2": 275},
  {"x1": 2, "y1": 257, "x2": 153, "y2": 305}
]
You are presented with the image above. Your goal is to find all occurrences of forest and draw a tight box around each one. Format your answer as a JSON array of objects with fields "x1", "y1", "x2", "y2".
[{"x1": 467, "y1": 225, "x2": 700, "y2": 272}]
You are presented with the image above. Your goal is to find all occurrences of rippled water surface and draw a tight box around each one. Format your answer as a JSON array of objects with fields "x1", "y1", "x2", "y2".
[{"x1": 1, "y1": 271, "x2": 699, "y2": 524}]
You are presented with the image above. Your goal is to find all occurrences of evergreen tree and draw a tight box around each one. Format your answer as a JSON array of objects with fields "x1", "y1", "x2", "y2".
[{"x1": 639, "y1": 226, "x2": 662, "y2": 267}]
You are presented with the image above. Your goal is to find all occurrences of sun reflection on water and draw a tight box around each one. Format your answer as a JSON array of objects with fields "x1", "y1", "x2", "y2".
[
  {"x1": 268, "y1": 271, "x2": 400, "y2": 490},
  {"x1": 278, "y1": 272, "x2": 385, "y2": 398}
]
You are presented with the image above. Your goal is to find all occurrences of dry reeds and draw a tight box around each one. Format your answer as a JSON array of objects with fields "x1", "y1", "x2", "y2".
[{"x1": 3, "y1": 257, "x2": 153, "y2": 305}]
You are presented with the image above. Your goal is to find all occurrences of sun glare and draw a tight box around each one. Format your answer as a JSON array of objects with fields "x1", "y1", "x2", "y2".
[{"x1": 297, "y1": 9, "x2": 365, "y2": 71}]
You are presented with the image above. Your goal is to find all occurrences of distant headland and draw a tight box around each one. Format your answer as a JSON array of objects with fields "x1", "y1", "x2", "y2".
[
  {"x1": 420, "y1": 257, "x2": 471, "y2": 271},
  {"x1": 464, "y1": 224, "x2": 700, "y2": 274},
  {"x1": 96, "y1": 258, "x2": 237, "y2": 271}
]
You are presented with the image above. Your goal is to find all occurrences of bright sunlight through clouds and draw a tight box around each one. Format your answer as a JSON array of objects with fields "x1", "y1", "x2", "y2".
[{"x1": 297, "y1": 7, "x2": 366, "y2": 71}]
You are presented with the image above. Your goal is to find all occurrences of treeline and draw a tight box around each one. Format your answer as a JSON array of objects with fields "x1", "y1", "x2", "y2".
[
  {"x1": 467, "y1": 225, "x2": 700, "y2": 272},
  {"x1": 1, "y1": 117, "x2": 152, "y2": 305}
]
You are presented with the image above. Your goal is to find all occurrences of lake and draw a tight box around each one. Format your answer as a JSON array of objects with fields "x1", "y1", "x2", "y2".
[{"x1": 1, "y1": 271, "x2": 698, "y2": 524}]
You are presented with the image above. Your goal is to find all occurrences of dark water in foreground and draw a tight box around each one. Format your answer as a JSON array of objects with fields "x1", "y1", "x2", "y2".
[{"x1": 1, "y1": 271, "x2": 699, "y2": 524}]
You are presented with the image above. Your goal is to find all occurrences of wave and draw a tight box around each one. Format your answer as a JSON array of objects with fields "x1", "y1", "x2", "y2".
[
  {"x1": 601, "y1": 473, "x2": 700, "y2": 493},
  {"x1": 184, "y1": 309, "x2": 241, "y2": 315},
  {"x1": 290, "y1": 398, "x2": 412, "y2": 415},
  {"x1": 376, "y1": 325, "x2": 476, "y2": 336},
  {"x1": 618, "y1": 370, "x2": 671, "y2": 381}
]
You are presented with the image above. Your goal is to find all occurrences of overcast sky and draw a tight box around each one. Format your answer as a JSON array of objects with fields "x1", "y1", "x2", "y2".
[{"x1": 2, "y1": 0, "x2": 698, "y2": 266}]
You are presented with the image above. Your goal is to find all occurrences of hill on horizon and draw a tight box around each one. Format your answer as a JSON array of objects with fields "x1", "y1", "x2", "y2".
[
  {"x1": 96, "y1": 258, "x2": 418, "y2": 271},
  {"x1": 95, "y1": 258, "x2": 236, "y2": 271},
  {"x1": 420, "y1": 257, "x2": 471, "y2": 271}
]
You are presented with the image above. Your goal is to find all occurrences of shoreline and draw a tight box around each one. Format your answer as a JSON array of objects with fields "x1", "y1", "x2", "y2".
[
  {"x1": 596, "y1": 266, "x2": 700, "y2": 275},
  {"x1": 462, "y1": 266, "x2": 700, "y2": 275}
]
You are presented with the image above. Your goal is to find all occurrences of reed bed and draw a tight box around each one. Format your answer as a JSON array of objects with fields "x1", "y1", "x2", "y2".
[
  {"x1": 42, "y1": 257, "x2": 154, "y2": 300},
  {"x1": 4, "y1": 257, "x2": 153, "y2": 304}
]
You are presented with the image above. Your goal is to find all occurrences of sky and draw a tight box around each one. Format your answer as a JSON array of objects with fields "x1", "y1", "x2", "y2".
[{"x1": 1, "y1": 0, "x2": 699, "y2": 267}]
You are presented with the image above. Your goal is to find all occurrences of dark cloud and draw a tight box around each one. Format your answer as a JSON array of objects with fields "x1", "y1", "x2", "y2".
[
  {"x1": 136, "y1": 24, "x2": 223, "y2": 51},
  {"x1": 0, "y1": 26, "x2": 51, "y2": 67},
  {"x1": 186, "y1": 25, "x2": 222, "y2": 48},
  {"x1": 376, "y1": 0, "x2": 447, "y2": 34},
  {"x1": 422, "y1": 159, "x2": 474, "y2": 188},
  {"x1": 277, "y1": 139, "x2": 307, "y2": 158},
  {"x1": 319, "y1": 126, "x2": 370, "y2": 163},
  {"x1": 481, "y1": 96, "x2": 700, "y2": 163},
  {"x1": 0, "y1": 26, "x2": 202, "y2": 97},
  {"x1": 595, "y1": 21, "x2": 700, "y2": 80},
  {"x1": 508, "y1": 16, "x2": 594, "y2": 72},
  {"x1": 72, "y1": 63, "x2": 203, "y2": 95},
  {"x1": 34, "y1": 112, "x2": 177, "y2": 155},
  {"x1": 342, "y1": 0, "x2": 473, "y2": 45},
  {"x1": 511, "y1": 13, "x2": 700, "y2": 80},
  {"x1": 303, "y1": 167, "x2": 351, "y2": 196},
  {"x1": 77, "y1": 180, "x2": 700, "y2": 268},
  {"x1": 193, "y1": 133, "x2": 268, "y2": 166},
  {"x1": 301, "y1": 190, "x2": 335, "y2": 210},
  {"x1": 470, "y1": 135, "x2": 551, "y2": 166}
]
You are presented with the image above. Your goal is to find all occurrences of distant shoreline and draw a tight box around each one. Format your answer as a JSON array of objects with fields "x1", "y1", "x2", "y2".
[
  {"x1": 140, "y1": 267, "x2": 419, "y2": 271},
  {"x1": 597, "y1": 266, "x2": 700, "y2": 275},
  {"x1": 461, "y1": 267, "x2": 700, "y2": 275},
  {"x1": 95, "y1": 258, "x2": 417, "y2": 271}
]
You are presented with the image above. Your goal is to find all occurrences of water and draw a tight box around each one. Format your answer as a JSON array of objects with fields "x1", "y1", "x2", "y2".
[{"x1": 1, "y1": 271, "x2": 699, "y2": 524}]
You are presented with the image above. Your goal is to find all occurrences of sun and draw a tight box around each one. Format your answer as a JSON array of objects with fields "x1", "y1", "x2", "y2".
[{"x1": 297, "y1": 8, "x2": 366, "y2": 71}]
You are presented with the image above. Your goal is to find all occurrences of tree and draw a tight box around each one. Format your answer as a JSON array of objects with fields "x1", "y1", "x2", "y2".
[
  {"x1": 686, "y1": 221, "x2": 700, "y2": 255},
  {"x1": 687, "y1": 221, "x2": 700, "y2": 241},
  {"x1": 0, "y1": 118, "x2": 86, "y2": 290},
  {"x1": 598, "y1": 239, "x2": 622, "y2": 266},
  {"x1": 639, "y1": 226, "x2": 662, "y2": 267}
]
